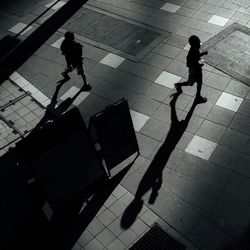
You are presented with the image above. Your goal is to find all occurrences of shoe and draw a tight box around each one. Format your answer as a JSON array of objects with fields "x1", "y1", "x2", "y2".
[
  {"x1": 174, "y1": 83, "x2": 183, "y2": 93},
  {"x1": 81, "y1": 84, "x2": 92, "y2": 91},
  {"x1": 195, "y1": 95, "x2": 207, "y2": 103},
  {"x1": 61, "y1": 72, "x2": 70, "y2": 80}
]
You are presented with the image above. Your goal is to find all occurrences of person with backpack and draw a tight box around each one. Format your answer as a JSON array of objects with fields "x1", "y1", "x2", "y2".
[
  {"x1": 175, "y1": 35, "x2": 207, "y2": 102},
  {"x1": 60, "y1": 31, "x2": 91, "y2": 91}
]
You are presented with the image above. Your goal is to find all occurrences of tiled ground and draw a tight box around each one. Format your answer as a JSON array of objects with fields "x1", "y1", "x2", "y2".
[{"x1": 2, "y1": 0, "x2": 250, "y2": 249}]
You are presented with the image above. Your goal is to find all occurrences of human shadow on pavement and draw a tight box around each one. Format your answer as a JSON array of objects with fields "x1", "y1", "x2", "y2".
[
  {"x1": 33, "y1": 78, "x2": 85, "y2": 131},
  {"x1": 42, "y1": 161, "x2": 135, "y2": 250},
  {"x1": 121, "y1": 92, "x2": 206, "y2": 229}
]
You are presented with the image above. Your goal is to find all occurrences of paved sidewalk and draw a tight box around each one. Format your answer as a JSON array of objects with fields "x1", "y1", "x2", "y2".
[{"x1": 2, "y1": 0, "x2": 250, "y2": 249}]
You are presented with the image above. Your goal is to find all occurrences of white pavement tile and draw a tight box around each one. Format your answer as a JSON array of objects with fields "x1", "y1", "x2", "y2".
[
  {"x1": 208, "y1": 15, "x2": 229, "y2": 27},
  {"x1": 130, "y1": 110, "x2": 149, "y2": 132},
  {"x1": 99, "y1": 53, "x2": 125, "y2": 68},
  {"x1": 216, "y1": 92, "x2": 243, "y2": 112},
  {"x1": 51, "y1": 36, "x2": 64, "y2": 48},
  {"x1": 154, "y1": 71, "x2": 182, "y2": 89},
  {"x1": 8, "y1": 22, "x2": 33, "y2": 35},
  {"x1": 60, "y1": 86, "x2": 89, "y2": 106},
  {"x1": 185, "y1": 135, "x2": 217, "y2": 160},
  {"x1": 160, "y1": 3, "x2": 181, "y2": 13},
  {"x1": 46, "y1": 0, "x2": 66, "y2": 10}
]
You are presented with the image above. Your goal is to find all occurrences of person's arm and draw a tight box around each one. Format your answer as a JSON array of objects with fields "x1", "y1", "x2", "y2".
[{"x1": 200, "y1": 51, "x2": 208, "y2": 57}]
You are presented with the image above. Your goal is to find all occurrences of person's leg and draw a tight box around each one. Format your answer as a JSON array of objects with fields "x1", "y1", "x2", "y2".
[
  {"x1": 76, "y1": 65, "x2": 91, "y2": 91},
  {"x1": 175, "y1": 74, "x2": 195, "y2": 92},
  {"x1": 195, "y1": 72, "x2": 207, "y2": 102},
  {"x1": 61, "y1": 64, "x2": 73, "y2": 80}
]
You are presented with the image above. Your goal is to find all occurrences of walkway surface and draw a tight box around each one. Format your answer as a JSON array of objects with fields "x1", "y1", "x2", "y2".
[{"x1": 1, "y1": 0, "x2": 250, "y2": 249}]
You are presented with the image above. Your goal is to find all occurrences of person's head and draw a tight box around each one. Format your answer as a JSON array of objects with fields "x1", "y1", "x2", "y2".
[
  {"x1": 64, "y1": 31, "x2": 74, "y2": 42},
  {"x1": 189, "y1": 35, "x2": 200, "y2": 48}
]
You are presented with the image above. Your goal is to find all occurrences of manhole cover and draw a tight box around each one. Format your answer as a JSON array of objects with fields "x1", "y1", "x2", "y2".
[
  {"x1": 63, "y1": 6, "x2": 169, "y2": 61},
  {"x1": 201, "y1": 22, "x2": 250, "y2": 86}
]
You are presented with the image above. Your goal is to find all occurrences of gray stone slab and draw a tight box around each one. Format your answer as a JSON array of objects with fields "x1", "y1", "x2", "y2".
[
  {"x1": 225, "y1": 79, "x2": 250, "y2": 98},
  {"x1": 185, "y1": 99, "x2": 214, "y2": 118},
  {"x1": 209, "y1": 144, "x2": 242, "y2": 170},
  {"x1": 78, "y1": 94, "x2": 110, "y2": 116},
  {"x1": 213, "y1": 192, "x2": 249, "y2": 224},
  {"x1": 166, "y1": 60, "x2": 187, "y2": 77},
  {"x1": 224, "y1": 172, "x2": 250, "y2": 201},
  {"x1": 234, "y1": 155, "x2": 250, "y2": 177},
  {"x1": 210, "y1": 213, "x2": 239, "y2": 237},
  {"x1": 206, "y1": 105, "x2": 235, "y2": 126},
  {"x1": 164, "y1": 170, "x2": 221, "y2": 215},
  {"x1": 135, "y1": 64, "x2": 162, "y2": 82},
  {"x1": 152, "y1": 103, "x2": 183, "y2": 124},
  {"x1": 219, "y1": 128, "x2": 249, "y2": 152},
  {"x1": 174, "y1": 152, "x2": 230, "y2": 189},
  {"x1": 140, "y1": 117, "x2": 170, "y2": 142},
  {"x1": 179, "y1": 112, "x2": 204, "y2": 134},
  {"x1": 201, "y1": 22, "x2": 250, "y2": 86},
  {"x1": 238, "y1": 99, "x2": 250, "y2": 118},
  {"x1": 131, "y1": 96, "x2": 161, "y2": 116},
  {"x1": 200, "y1": 85, "x2": 222, "y2": 104},
  {"x1": 145, "y1": 83, "x2": 172, "y2": 103},
  {"x1": 145, "y1": 185, "x2": 203, "y2": 236},
  {"x1": 136, "y1": 132, "x2": 160, "y2": 159},
  {"x1": 204, "y1": 72, "x2": 230, "y2": 91},
  {"x1": 229, "y1": 113, "x2": 250, "y2": 136},
  {"x1": 196, "y1": 120, "x2": 226, "y2": 143},
  {"x1": 187, "y1": 219, "x2": 228, "y2": 249},
  {"x1": 165, "y1": 34, "x2": 189, "y2": 48}
]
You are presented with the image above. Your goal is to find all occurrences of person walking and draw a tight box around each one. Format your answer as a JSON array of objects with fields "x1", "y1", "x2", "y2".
[
  {"x1": 175, "y1": 35, "x2": 207, "y2": 102},
  {"x1": 60, "y1": 31, "x2": 91, "y2": 91}
]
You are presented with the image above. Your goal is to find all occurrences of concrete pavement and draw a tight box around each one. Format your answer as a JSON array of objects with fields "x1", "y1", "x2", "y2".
[{"x1": 2, "y1": 0, "x2": 250, "y2": 249}]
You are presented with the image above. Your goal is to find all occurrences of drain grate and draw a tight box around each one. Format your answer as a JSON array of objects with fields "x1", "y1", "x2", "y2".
[{"x1": 130, "y1": 223, "x2": 186, "y2": 250}]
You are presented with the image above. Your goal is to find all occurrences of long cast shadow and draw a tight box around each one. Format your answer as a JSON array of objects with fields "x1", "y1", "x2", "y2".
[
  {"x1": 42, "y1": 160, "x2": 135, "y2": 250},
  {"x1": 33, "y1": 78, "x2": 85, "y2": 131},
  {"x1": 121, "y1": 92, "x2": 206, "y2": 229}
]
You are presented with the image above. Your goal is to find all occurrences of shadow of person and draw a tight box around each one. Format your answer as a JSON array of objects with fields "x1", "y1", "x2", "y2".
[
  {"x1": 33, "y1": 78, "x2": 85, "y2": 131},
  {"x1": 121, "y1": 92, "x2": 206, "y2": 229}
]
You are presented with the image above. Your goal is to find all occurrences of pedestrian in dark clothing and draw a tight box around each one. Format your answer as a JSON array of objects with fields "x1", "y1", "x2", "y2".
[
  {"x1": 175, "y1": 35, "x2": 207, "y2": 102},
  {"x1": 60, "y1": 31, "x2": 91, "y2": 91}
]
